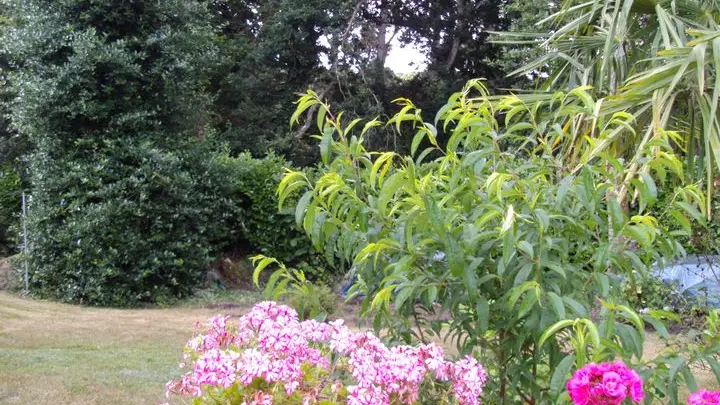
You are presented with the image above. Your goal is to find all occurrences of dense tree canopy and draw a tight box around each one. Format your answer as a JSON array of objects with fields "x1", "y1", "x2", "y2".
[
  {"x1": 0, "y1": 0, "x2": 519, "y2": 167},
  {"x1": 199, "y1": 0, "x2": 515, "y2": 163}
]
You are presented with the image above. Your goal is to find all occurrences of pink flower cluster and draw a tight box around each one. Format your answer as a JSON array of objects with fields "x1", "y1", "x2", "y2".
[
  {"x1": 566, "y1": 362, "x2": 644, "y2": 405},
  {"x1": 165, "y1": 301, "x2": 487, "y2": 405},
  {"x1": 689, "y1": 389, "x2": 720, "y2": 405}
]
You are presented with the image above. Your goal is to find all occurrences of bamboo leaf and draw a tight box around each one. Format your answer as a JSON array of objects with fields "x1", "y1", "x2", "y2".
[
  {"x1": 251, "y1": 256, "x2": 279, "y2": 288},
  {"x1": 295, "y1": 190, "x2": 313, "y2": 227},
  {"x1": 640, "y1": 315, "x2": 668, "y2": 343},
  {"x1": 476, "y1": 296, "x2": 490, "y2": 334},
  {"x1": 548, "y1": 292, "x2": 567, "y2": 319}
]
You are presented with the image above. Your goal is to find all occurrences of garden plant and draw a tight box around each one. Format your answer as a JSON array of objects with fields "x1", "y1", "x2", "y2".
[{"x1": 261, "y1": 82, "x2": 720, "y2": 404}]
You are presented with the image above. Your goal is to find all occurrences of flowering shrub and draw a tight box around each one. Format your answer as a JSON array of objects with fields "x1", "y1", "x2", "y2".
[
  {"x1": 688, "y1": 389, "x2": 720, "y2": 405},
  {"x1": 566, "y1": 362, "x2": 645, "y2": 405},
  {"x1": 164, "y1": 301, "x2": 487, "y2": 405}
]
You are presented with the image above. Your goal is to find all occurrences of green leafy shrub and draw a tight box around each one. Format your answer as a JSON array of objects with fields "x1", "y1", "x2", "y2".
[
  {"x1": 621, "y1": 274, "x2": 689, "y2": 313},
  {"x1": 231, "y1": 153, "x2": 305, "y2": 259},
  {"x1": 4, "y1": 0, "x2": 224, "y2": 305},
  {"x1": 219, "y1": 152, "x2": 336, "y2": 284},
  {"x1": 25, "y1": 142, "x2": 245, "y2": 305},
  {"x1": 619, "y1": 273, "x2": 714, "y2": 327},
  {"x1": 252, "y1": 255, "x2": 337, "y2": 321},
  {"x1": 683, "y1": 184, "x2": 720, "y2": 254},
  {"x1": 288, "y1": 283, "x2": 337, "y2": 321},
  {"x1": 278, "y1": 83, "x2": 712, "y2": 404},
  {"x1": 640, "y1": 280, "x2": 716, "y2": 327},
  {"x1": 0, "y1": 166, "x2": 19, "y2": 255}
]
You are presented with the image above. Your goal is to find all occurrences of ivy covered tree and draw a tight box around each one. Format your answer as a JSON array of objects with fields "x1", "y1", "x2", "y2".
[{"x1": 2, "y1": 0, "x2": 242, "y2": 305}]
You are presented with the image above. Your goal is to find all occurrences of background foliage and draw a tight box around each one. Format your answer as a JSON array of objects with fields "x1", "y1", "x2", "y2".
[
  {"x1": 0, "y1": 0, "x2": 522, "y2": 303},
  {"x1": 501, "y1": 0, "x2": 720, "y2": 218},
  {"x1": 223, "y1": 153, "x2": 335, "y2": 283},
  {"x1": 201, "y1": 0, "x2": 517, "y2": 164}
]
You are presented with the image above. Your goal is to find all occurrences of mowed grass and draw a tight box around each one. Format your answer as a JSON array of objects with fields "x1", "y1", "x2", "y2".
[{"x1": 0, "y1": 291, "x2": 257, "y2": 405}]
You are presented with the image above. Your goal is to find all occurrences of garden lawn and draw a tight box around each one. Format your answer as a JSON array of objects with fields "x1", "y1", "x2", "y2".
[
  {"x1": 0, "y1": 291, "x2": 257, "y2": 405},
  {"x1": 1, "y1": 290, "x2": 718, "y2": 404}
]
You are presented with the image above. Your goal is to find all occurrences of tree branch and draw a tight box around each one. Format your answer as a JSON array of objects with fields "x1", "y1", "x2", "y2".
[{"x1": 332, "y1": 0, "x2": 367, "y2": 99}]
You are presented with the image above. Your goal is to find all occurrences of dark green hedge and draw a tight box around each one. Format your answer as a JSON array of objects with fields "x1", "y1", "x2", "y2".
[
  {"x1": 26, "y1": 142, "x2": 245, "y2": 305},
  {"x1": 0, "y1": 166, "x2": 19, "y2": 255},
  {"x1": 5, "y1": 0, "x2": 333, "y2": 306},
  {"x1": 223, "y1": 153, "x2": 333, "y2": 282}
]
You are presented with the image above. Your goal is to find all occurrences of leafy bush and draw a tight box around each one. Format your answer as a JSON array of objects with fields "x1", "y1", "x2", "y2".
[
  {"x1": 4, "y1": 0, "x2": 226, "y2": 305},
  {"x1": 277, "y1": 83, "x2": 713, "y2": 404},
  {"x1": 227, "y1": 153, "x2": 306, "y2": 259},
  {"x1": 220, "y1": 152, "x2": 336, "y2": 284},
  {"x1": 0, "y1": 166, "x2": 19, "y2": 255},
  {"x1": 289, "y1": 282, "x2": 337, "y2": 320},
  {"x1": 252, "y1": 255, "x2": 337, "y2": 321},
  {"x1": 621, "y1": 275, "x2": 691, "y2": 313},
  {"x1": 684, "y1": 185, "x2": 720, "y2": 254},
  {"x1": 619, "y1": 273, "x2": 715, "y2": 327},
  {"x1": 26, "y1": 142, "x2": 245, "y2": 305}
]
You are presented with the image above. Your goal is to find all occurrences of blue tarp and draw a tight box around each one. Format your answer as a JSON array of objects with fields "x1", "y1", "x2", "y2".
[{"x1": 654, "y1": 255, "x2": 720, "y2": 307}]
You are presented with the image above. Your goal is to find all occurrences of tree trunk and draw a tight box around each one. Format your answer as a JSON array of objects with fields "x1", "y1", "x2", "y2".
[
  {"x1": 445, "y1": 0, "x2": 465, "y2": 72},
  {"x1": 373, "y1": 7, "x2": 391, "y2": 100}
]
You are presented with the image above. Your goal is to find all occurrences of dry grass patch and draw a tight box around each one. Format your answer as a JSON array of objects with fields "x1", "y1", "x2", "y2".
[
  {"x1": 0, "y1": 291, "x2": 257, "y2": 405},
  {"x1": 643, "y1": 333, "x2": 720, "y2": 399}
]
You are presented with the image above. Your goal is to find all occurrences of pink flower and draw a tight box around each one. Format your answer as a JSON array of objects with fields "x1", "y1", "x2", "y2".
[
  {"x1": 347, "y1": 385, "x2": 390, "y2": 405},
  {"x1": 600, "y1": 372, "x2": 627, "y2": 400},
  {"x1": 165, "y1": 301, "x2": 489, "y2": 405},
  {"x1": 624, "y1": 368, "x2": 644, "y2": 403},
  {"x1": 567, "y1": 362, "x2": 644, "y2": 405},
  {"x1": 300, "y1": 319, "x2": 332, "y2": 342},
  {"x1": 689, "y1": 389, "x2": 720, "y2": 405},
  {"x1": 447, "y1": 356, "x2": 488, "y2": 405}
]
